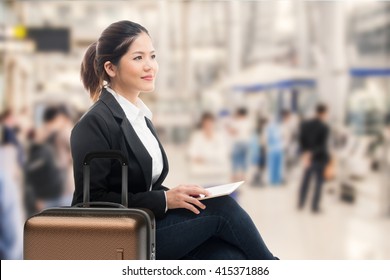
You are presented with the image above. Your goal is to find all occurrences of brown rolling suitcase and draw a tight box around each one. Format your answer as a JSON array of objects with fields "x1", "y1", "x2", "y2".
[{"x1": 24, "y1": 151, "x2": 156, "y2": 260}]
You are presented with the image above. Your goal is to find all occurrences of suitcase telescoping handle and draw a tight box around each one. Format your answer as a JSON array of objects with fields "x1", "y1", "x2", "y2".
[{"x1": 82, "y1": 150, "x2": 129, "y2": 208}]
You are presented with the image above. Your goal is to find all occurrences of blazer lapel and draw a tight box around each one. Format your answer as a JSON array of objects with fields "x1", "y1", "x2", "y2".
[
  {"x1": 120, "y1": 119, "x2": 152, "y2": 189},
  {"x1": 145, "y1": 117, "x2": 169, "y2": 187},
  {"x1": 100, "y1": 89, "x2": 152, "y2": 190}
]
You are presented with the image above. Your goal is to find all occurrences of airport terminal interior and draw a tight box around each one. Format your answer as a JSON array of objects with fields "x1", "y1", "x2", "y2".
[{"x1": 1, "y1": 0, "x2": 390, "y2": 259}]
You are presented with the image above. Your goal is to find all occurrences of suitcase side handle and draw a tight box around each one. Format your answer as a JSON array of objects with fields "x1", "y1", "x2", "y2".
[{"x1": 83, "y1": 150, "x2": 128, "y2": 208}]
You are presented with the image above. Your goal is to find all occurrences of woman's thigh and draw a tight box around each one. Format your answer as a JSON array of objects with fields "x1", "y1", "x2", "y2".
[{"x1": 155, "y1": 196, "x2": 259, "y2": 260}]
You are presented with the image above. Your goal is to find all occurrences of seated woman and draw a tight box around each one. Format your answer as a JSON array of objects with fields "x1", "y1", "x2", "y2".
[
  {"x1": 71, "y1": 20, "x2": 278, "y2": 260},
  {"x1": 187, "y1": 112, "x2": 230, "y2": 186}
]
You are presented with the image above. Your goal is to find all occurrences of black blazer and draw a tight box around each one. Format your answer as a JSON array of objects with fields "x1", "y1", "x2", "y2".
[
  {"x1": 299, "y1": 118, "x2": 329, "y2": 164},
  {"x1": 71, "y1": 88, "x2": 169, "y2": 218}
]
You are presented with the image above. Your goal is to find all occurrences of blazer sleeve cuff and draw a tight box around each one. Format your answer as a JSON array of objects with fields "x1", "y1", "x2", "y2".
[
  {"x1": 149, "y1": 190, "x2": 168, "y2": 219},
  {"x1": 164, "y1": 191, "x2": 168, "y2": 213}
]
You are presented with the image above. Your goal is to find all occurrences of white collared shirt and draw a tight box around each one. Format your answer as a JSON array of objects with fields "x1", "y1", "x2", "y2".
[{"x1": 106, "y1": 87, "x2": 164, "y2": 188}]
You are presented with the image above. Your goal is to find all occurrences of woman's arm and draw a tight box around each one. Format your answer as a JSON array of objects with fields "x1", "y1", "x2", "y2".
[{"x1": 71, "y1": 112, "x2": 167, "y2": 218}]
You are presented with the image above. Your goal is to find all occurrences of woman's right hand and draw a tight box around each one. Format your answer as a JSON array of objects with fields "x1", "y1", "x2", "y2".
[{"x1": 166, "y1": 185, "x2": 210, "y2": 214}]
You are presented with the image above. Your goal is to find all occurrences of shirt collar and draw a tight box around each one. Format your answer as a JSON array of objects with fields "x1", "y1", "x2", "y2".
[{"x1": 105, "y1": 86, "x2": 153, "y2": 122}]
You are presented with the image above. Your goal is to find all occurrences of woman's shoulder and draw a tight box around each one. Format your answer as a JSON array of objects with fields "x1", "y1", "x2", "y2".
[
  {"x1": 78, "y1": 101, "x2": 111, "y2": 122},
  {"x1": 73, "y1": 101, "x2": 113, "y2": 133}
]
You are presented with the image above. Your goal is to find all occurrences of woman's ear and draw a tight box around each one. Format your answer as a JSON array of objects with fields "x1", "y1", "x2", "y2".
[{"x1": 104, "y1": 61, "x2": 117, "y2": 78}]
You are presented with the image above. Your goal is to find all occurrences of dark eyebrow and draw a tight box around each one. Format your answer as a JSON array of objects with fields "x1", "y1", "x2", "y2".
[{"x1": 132, "y1": 50, "x2": 156, "y2": 55}]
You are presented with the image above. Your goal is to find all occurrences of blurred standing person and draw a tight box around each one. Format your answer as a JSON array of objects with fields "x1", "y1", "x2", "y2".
[
  {"x1": 285, "y1": 112, "x2": 301, "y2": 170},
  {"x1": 25, "y1": 105, "x2": 73, "y2": 211},
  {"x1": 250, "y1": 116, "x2": 268, "y2": 186},
  {"x1": 0, "y1": 109, "x2": 25, "y2": 167},
  {"x1": 298, "y1": 104, "x2": 330, "y2": 213},
  {"x1": 41, "y1": 105, "x2": 74, "y2": 205},
  {"x1": 229, "y1": 108, "x2": 252, "y2": 182},
  {"x1": 23, "y1": 129, "x2": 40, "y2": 217},
  {"x1": 0, "y1": 138, "x2": 24, "y2": 259},
  {"x1": 188, "y1": 113, "x2": 229, "y2": 186},
  {"x1": 279, "y1": 110, "x2": 295, "y2": 180},
  {"x1": 266, "y1": 115, "x2": 284, "y2": 185}
]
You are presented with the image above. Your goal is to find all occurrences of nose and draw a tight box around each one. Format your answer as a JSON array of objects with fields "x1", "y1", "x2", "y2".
[{"x1": 143, "y1": 60, "x2": 152, "y2": 71}]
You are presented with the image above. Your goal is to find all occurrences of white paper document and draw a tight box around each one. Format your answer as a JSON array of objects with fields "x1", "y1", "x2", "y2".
[{"x1": 198, "y1": 181, "x2": 244, "y2": 200}]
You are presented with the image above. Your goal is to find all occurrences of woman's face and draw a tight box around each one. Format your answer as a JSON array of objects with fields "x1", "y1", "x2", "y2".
[
  {"x1": 202, "y1": 118, "x2": 215, "y2": 133},
  {"x1": 112, "y1": 32, "x2": 158, "y2": 94}
]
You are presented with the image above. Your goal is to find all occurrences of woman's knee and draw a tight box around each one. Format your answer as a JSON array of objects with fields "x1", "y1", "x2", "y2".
[
  {"x1": 204, "y1": 195, "x2": 235, "y2": 208},
  {"x1": 203, "y1": 196, "x2": 246, "y2": 219}
]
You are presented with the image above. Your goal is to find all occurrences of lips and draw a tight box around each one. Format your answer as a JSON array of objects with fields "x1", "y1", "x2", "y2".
[{"x1": 141, "y1": 75, "x2": 154, "y2": 81}]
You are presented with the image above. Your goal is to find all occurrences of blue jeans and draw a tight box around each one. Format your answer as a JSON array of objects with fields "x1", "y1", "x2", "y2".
[
  {"x1": 267, "y1": 149, "x2": 284, "y2": 185},
  {"x1": 156, "y1": 196, "x2": 276, "y2": 260},
  {"x1": 231, "y1": 142, "x2": 249, "y2": 173}
]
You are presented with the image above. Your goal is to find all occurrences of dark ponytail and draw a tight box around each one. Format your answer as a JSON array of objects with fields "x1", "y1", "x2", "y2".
[
  {"x1": 80, "y1": 20, "x2": 149, "y2": 102},
  {"x1": 81, "y1": 42, "x2": 101, "y2": 102}
]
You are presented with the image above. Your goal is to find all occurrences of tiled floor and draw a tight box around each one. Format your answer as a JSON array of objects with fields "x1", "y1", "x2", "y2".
[{"x1": 163, "y1": 144, "x2": 390, "y2": 260}]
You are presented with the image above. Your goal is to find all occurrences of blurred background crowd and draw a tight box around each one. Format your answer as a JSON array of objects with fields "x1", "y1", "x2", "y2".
[{"x1": 1, "y1": 0, "x2": 390, "y2": 260}]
